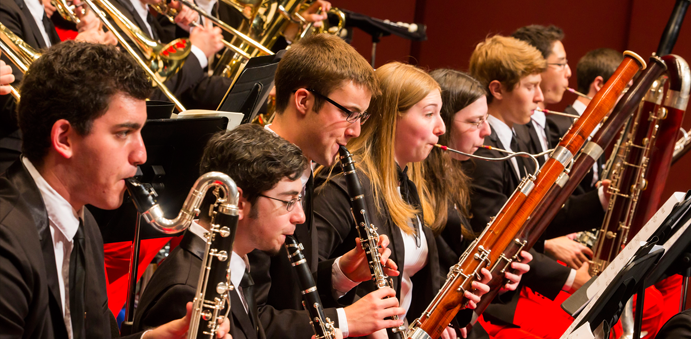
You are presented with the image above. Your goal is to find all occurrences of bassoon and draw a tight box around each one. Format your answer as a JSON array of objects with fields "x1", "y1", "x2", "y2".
[
  {"x1": 406, "y1": 51, "x2": 646, "y2": 339},
  {"x1": 463, "y1": 55, "x2": 669, "y2": 332}
]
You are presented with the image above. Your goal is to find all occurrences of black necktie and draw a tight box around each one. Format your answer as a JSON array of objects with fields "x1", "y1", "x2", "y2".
[
  {"x1": 145, "y1": 13, "x2": 159, "y2": 40},
  {"x1": 240, "y1": 269, "x2": 259, "y2": 332},
  {"x1": 510, "y1": 133, "x2": 528, "y2": 179},
  {"x1": 69, "y1": 220, "x2": 86, "y2": 339}
]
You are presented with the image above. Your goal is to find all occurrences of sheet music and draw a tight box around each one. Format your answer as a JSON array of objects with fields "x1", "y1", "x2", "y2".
[
  {"x1": 174, "y1": 110, "x2": 244, "y2": 130},
  {"x1": 561, "y1": 192, "x2": 686, "y2": 338}
]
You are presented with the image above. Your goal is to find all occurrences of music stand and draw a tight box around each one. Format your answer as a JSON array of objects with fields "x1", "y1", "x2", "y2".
[
  {"x1": 217, "y1": 51, "x2": 285, "y2": 124},
  {"x1": 90, "y1": 117, "x2": 227, "y2": 334},
  {"x1": 565, "y1": 244, "x2": 664, "y2": 339}
]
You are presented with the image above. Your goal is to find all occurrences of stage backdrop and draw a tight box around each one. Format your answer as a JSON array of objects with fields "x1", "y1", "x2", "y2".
[{"x1": 332, "y1": 0, "x2": 691, "y2": 207}]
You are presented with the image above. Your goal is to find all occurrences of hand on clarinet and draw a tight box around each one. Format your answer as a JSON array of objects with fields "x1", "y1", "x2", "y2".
[
  {"x1": 501, "y1": 250, "x2": 532, "y2": 292},
  {"x1": 142, "y1": 302, "x2": 232, "y2": 339},
  {"x1": 339, "y1": 235, "x2": 399, "y2": 282},
  {"x1": 343, "y1": 287, "x2": 405, "y2": 337},
  {"x1": 0, "y1": 60, "x2": 15, "y2": 96}
]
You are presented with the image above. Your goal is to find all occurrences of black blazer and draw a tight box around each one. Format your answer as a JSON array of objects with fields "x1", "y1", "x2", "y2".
[
  {"x1": 313, "y1": 165, "x2": 449, "y2": 329},
  {"x1": 0, "y1": 160, "x2": 142, "y2": 339},
  {"x1": 547, "y1": 105, "x2": 603, "y2": 194},
  {"x1": 656, "y1": 308, "x2": 691, "y2": 338},
  {"x1": 133, "y1": 230, "x2": 265, "y2": 339}
]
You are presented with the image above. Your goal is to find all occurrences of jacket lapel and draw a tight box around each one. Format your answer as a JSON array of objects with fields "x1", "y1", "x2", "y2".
[
  {"x1": 230, "y1": 287, "x2": 258, "y2": 339},
  {"x1": 15, "y1": 0, "x2": 49, "y2": 48},
  {"x1": 5, "y1": 160, "x2": 68, "y2": 337}
]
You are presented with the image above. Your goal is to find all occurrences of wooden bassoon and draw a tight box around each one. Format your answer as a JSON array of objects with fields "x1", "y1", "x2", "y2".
[
  {"x1": 405, "y1": 51, "x2": 646, "y2": 339},
  {"x1": 462, "y1": 55, "x2": 668, "y2": 331}
]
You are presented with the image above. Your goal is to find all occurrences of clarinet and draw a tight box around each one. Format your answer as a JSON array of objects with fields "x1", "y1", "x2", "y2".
[
  {"x1": 337, "y1": 146, "x2": 407, "y2": 338},
  {"x1": 126, "y1": 172, "x2": 240, "y2": 339},
  {"x1": 284, "y1": 236, "x2": 336, "y2": 339}
]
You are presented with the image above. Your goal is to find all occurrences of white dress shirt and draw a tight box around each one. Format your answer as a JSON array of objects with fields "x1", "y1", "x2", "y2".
[
  {"x1": 127, "y1": 0, "x2": 209, "y2": 68},
  {"x1": 23, "y1": 157, "x2": 82, "y2": 339},
  {"x1": 25, "y1": 0, "x2": 52, "y2": 47},
  {"x1": 531, "y1": 111, "x2": 550, "y2": 162},
  {"x1": 397, "y1": 216, "x2": 428, "y2": 320}
]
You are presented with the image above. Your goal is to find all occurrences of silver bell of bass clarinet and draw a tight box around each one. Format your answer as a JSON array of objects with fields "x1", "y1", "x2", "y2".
[
  {"x1": 337, "y1": 145, "x2": 407, "y2": 338},
  {"x1": 126, "y1": 171, "x2": 240, "y2": 339},
  {"x1": 284, "y1": 235, "x2": 336, "y2": 339}
]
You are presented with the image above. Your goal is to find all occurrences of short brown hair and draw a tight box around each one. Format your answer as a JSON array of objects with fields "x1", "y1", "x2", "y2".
[
  {"x1": 274, "y1": 34, "x2": 379, "y2": 113},
  {"x1": 200, "y1": 124, "x2": 308, "y2": 207},
  {"x1": 469, "y1": 35, "x2": 546, "y2": 102},
  {"x1": 576, "y1": 48, "x2": 623, "y2": 94},
  {"x1": 511, "y1": 25, "x2": 565, "y2": 59}
]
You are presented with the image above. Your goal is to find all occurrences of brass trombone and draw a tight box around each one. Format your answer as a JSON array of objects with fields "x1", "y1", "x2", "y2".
[{"x1": 82, "y1": 0, "x2": 188, "y2": 111}]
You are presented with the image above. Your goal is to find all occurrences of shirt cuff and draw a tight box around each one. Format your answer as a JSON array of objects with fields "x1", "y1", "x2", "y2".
[
  {"x1": 336, "y1": 307, "x2": 349, "y2": 337},
  {"x1": 598, "y1": 185, "x2": 607, "y2": 211},
  {"x1": 190, "y1": 45, "x2": 209, "y2": 69},
  {"x1": 332, "y1": 256, "x2": 360, "y2": 298},
  {"x1": 563, "y1": 268, "x2": 576, "y2": 291}
]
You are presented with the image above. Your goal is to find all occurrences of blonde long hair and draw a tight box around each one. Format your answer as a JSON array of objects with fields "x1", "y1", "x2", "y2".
[{"x1": 346, "y1": 62, "x2": 441, "y2": 234}]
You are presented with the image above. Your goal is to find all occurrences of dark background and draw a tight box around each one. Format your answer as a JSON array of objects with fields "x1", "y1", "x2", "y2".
[{"x1": 332, "y1": 0, "x2": 691, "y2": 207}]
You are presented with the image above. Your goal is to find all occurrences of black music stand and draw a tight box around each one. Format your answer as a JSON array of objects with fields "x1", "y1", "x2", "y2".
[
  {"x1": 90, "y1": 117, "x2": 227, "y2": 334},
  {"x1": 565, "y1": 243, "x2": 664, "y2": 339},
  {"x1": 217, "y1": 51, "x2": 285, "y2": 124}
]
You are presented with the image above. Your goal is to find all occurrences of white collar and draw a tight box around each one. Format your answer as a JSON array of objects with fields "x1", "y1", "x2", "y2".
[
  {"x1": 22, "y1": 157, "x2": 82, "y2": 242},
  {"x1": 572, "y1": 100, "x2": 587, "y2": 115},
  {"x1": 532, "y1": 110, "x2": 546, "y2": 128},
  {"x1": 487, "y1": 114, "x2": 515, "y2": 151}
]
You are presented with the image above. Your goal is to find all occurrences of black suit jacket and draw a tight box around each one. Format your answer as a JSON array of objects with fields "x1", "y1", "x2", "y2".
[
  {"x1": 656, "y1": 308, "x2": 691, "y2": 338},
  {"x1": 133, "y1": 230, "x2": 265, "y2": 339},
  {"x1": 0, "y1": 0, "x2": 61, "y2": 167},
  {"x1": 0, "y1": 160, "x2": 142, "y2": 339}
]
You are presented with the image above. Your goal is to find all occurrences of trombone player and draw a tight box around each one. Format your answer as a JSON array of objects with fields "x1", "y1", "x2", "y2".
[{"x1": 0, "y1": 0, "x2": 117, "y2": 172}]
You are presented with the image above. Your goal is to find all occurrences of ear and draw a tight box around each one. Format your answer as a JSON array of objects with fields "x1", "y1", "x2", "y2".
[
  {"x1": 293, "y1": 88, "x2": 313, "y2": 117},
  {"x1": 488, "y1": 80, "x2": 504, "y2": 101},
  {"x1": 591, "y1": 76, "x2": 605, "y2": 94},
  {"x1": 236, "y1": 187, "x2": 249, "y2": 221},
  {"x1": 51, "y1": 119, "x2": 75, "y2": 159}
]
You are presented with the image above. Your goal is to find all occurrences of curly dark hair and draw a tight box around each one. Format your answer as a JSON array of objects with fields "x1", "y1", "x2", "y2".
[
  {"x1": 511, "y1": 25, "x2": 565, "y2": 59},
  {"x1": 18, "y1": 41, "x2": 152, "y2": 166},
  {"x1": 200, "y1": 124, "x2": 308, "y2": 215}
]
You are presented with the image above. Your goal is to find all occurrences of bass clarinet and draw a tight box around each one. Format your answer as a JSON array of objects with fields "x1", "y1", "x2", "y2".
[
  {"x1": 337, "y1": 145, "x2": 407, "y2": 338},
  {"x1": 126, "y1": 172, "x2": 239, "y2": 339},
  {"x1": 284, "y1": 235, "x2": 336, "y2": 339}
]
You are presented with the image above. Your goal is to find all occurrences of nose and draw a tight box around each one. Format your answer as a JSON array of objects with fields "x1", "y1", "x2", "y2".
[
  {"x1": 535, "y1": 85, "x2": 545, "y2": 103},
  {"x1": 130, "y1": 132, "x2": 147, "y2": 166},
  {"x1": 565, "y1": 63, "x2": 572, "y2": 78},
  {"x1": 345, "y1": 120, "x2": 362, "y2": 139},
  {"x1": 480, "y1": 120, "x2": 491, "y2": 138},
  {"x1": 434, "y1": 114, "x2": 446, "y2": 136},
  {"x1": 292, "y1": 202, "x2": 306, "y2": 225}
]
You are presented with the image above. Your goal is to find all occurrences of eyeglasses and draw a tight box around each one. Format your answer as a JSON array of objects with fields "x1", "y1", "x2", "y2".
[
  {"x1": 259, "y1": 194, "x2": 303, "y2": 212},
  {"x1": 547, "y1": 60, "x2": 569, "y2": 70},
  {"x1": 457, "y1": 114, "x2": 488, "y2": 130},
  {"x1": 303, "y1": 88, "x2": 371, "y2": 125}
]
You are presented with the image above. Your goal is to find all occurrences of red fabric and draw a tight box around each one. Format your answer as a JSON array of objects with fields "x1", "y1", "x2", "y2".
[
  {"x1": 104, "y1": 237, "x2": 173, "y2": 315},
  {"x1": 54, "y1": 26, "x2": 77, "y2": 41},
  {"x1": 654, "y1": 275, "x2": 683, "y2": 326}
]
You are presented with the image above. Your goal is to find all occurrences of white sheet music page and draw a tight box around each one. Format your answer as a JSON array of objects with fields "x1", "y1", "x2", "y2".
[{"x1": 561, "y1": 192, "x2": 686, "y2": 338}]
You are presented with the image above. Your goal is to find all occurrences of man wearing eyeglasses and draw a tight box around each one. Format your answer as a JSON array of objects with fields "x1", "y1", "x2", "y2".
[
  {"x1": 133, "y1": 124, "x2": 308, "y2": 338},
  {"x1": 256, "y1": 33, "x2": 406, "y2": 339}
]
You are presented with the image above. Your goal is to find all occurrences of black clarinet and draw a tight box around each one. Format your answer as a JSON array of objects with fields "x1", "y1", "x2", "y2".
[
  {"x1": 285, "y1": 235, "x2": 336, "y2": 339},
  {"x1": 337, "y1": 146, "x2": 407, "y2": 338}
]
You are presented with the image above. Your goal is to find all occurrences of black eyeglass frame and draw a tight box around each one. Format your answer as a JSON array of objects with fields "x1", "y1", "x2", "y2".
[
  {"x1": 294, "y1": 88, "x2": 371, "y2": 125},
  {"x1": 258, "y1": 194, "x2": 303, "y2": 212}
]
